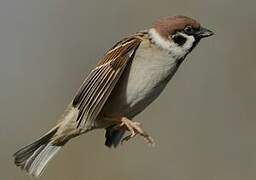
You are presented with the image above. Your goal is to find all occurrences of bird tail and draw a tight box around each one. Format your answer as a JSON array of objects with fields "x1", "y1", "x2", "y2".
[{"x1": 13, "y1": 127, "x2": 61, "y2": 177}]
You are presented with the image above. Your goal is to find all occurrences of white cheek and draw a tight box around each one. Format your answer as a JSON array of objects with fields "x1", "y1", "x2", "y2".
[
  {"x1": 149, "y1": 29, "x2": 195, "y2": 60},
  {"x1": 181, "y1": 33, "x2": 195, "y2": 51},
  {"x1": 169, "y1": 33, "x2": 195, "y2": 59},
  {"x1": 149, "y1": 28, "x2": 172, "y2": 50}
]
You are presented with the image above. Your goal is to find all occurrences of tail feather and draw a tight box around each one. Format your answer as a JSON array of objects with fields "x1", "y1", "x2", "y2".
[
  {"x1": 13, "y1": 128, "x2": 62, "y2": 177},
  {"x1": 28, "y1": 144, "x2": 61, "y2": 176}
]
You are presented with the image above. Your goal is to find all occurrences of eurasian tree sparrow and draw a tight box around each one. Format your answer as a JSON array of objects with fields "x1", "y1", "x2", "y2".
[{"x1": 14, "y1": 16, "x2": 214, "y2": 177}]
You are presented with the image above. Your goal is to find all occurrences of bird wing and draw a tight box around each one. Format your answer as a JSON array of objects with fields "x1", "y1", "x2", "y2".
[{"x1": 72, "y1": 34, "x2": 143, "y2": 129}]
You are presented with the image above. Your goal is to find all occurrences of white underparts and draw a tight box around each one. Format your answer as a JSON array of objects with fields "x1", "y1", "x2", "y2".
[{"x1": 149, "y1": 28, "x2": 195, "y2": 59}]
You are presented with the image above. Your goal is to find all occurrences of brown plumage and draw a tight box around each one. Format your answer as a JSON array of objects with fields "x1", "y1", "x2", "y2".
[
  {"x1": 13, "y1": 33, "x2": 144, "y2": 177},
  {"x1": 153, "y1": 16, "x2": 200, "y2": 39},
  {"x1": 13, "y1": 15, "x2": 214, "y2": 177},
  {"x1": 73, "y1": 34, "x2": 143, "y2": 129}
]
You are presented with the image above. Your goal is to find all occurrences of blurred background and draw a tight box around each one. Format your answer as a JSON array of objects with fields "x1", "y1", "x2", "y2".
[{"x1": 0, "y1": 0, "x2": 255, "y2": 180}]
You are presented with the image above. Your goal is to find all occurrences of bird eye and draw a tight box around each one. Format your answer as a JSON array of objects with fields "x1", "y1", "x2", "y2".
[{"x1": 184, "y1": 26, "x2": 193, "y2": 34}]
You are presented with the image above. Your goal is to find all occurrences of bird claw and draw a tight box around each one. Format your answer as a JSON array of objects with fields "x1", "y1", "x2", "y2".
[{"x1": 114, "y1": 118, "x2": 155, "y2": 146}]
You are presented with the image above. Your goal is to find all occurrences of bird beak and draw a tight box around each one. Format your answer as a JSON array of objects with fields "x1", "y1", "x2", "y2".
[{"x1": 196, "y1": 27, "x2": 214, "y2": 38}]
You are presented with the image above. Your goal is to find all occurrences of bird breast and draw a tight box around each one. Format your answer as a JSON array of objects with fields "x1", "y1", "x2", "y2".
[{"x1": 102, "y1": 40, "x2": 179, "y2": 118}]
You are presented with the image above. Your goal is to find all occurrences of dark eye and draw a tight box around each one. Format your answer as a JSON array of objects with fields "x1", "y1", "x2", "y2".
[{"x1": 184, "y1": 26, "x2": 193, "y2": 34}]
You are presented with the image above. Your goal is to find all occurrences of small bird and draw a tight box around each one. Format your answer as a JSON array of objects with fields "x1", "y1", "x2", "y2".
[{"x1": 13, "y1": 16, "x2": 214, "y2": 177}]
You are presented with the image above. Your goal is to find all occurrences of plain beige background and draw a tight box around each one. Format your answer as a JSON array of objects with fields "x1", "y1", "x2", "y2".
[{"x1": 0, "y1": 0, "x2": 255, "y2": 180}]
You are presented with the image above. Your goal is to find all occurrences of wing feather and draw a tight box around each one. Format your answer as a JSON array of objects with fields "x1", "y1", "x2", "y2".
[{"x1": 72, "y1": 35, "x2": 143, "y2": 129}]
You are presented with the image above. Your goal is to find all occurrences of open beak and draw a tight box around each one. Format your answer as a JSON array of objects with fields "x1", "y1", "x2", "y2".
[{"x1": 196, "y1": 27, "x2": 214, "y2": 39}]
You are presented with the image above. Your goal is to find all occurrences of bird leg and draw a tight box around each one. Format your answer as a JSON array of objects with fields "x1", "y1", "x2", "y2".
[
  {"x1": 120, "y1": 118, "x2": 155, "y2": 146},
  {"x1": 106, "y1": 115, "x2": 155, "y2": 146}
]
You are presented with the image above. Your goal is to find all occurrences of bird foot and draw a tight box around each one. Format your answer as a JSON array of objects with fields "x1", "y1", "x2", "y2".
[{"x1": 113, "y1": 117, "x2": 155, "y2": 146}]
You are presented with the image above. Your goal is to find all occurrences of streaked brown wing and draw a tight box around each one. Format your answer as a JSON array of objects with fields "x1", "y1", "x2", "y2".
[{"x1": 72, "y1": 35, "x2": 142, "y2": 129}]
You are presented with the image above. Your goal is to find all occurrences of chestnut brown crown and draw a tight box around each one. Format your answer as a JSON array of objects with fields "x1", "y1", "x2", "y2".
[{"x1": 153, "y1": 16, "x2": 201, "y2": 39}]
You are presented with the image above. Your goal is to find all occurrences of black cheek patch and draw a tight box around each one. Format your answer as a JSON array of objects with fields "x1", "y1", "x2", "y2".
[{"x1": 173, "y1": 35, "x2": 187, "y2": 46}]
